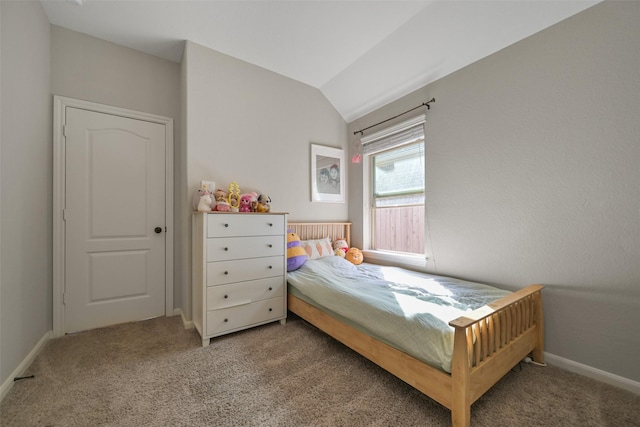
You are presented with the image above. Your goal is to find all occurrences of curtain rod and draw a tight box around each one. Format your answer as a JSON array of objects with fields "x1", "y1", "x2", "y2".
[{"x1": 353, "y1": 98, "x2": 435, "y2": 136}]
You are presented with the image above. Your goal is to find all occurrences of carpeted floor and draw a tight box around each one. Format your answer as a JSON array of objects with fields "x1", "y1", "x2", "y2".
[{"x1": 1, "y1": 315, "x2": 639, "y2": 426}]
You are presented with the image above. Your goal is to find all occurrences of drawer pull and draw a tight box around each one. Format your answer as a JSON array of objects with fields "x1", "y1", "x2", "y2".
[
  {"x1": 268, "y1": 223, "x2": 273, "y2": 227},
  {"x1": 224, "y1": 247, "x2": 229, "y2": 251},
  {"x1": 268, "y1": 265, "x2": 273, "y2": 269},
  {"x1": 269, "y1": 308, "x2": 273, "y2": 312},
  {"x1": 268, "y1": 287, "x2": 273, "y2": 291},
  {"x1": 224, "y1": 318, "x2": 228, "y2": 322},
  {"x1": 224, "y1": 294, "x2": 228, "y2": 299},
  {"x1": 224, "y1": 223, "x2": 229, "y2": 228},
  {"x1": 224, "y1": 271, "x2": 229, "y2": 275},
  {"x1": 268, "y1": 244, "x2": 273, "y2": 248}
]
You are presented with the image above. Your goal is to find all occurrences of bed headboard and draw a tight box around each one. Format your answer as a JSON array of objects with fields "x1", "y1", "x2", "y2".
[{"x1": 287, "y1": 222, "x2": 351, "y2": 248}]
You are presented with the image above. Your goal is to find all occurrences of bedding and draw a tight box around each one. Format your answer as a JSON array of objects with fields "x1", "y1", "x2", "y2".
[{"x1": 287, "y1": 256, "x2": 510, "y2": 373}]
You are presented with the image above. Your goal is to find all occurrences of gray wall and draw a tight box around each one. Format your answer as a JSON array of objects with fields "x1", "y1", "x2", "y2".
[
  {"x1": 181, "y1": 41, "x2": 348, "y2": 318},
  {"x1": 0, "y1": 0, "x2": 51, "y2": 385},
  {"x1": 50, "y1": 25, "x2": 183, "y2": 309},
  {"x1": 348, "y1": 1, "x2": 640, "y2": 383}
]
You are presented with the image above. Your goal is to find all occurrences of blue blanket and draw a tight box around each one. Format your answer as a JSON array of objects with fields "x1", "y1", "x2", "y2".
[{"x1": 287, "y1": 256, "x2": 510, "y2": 372}]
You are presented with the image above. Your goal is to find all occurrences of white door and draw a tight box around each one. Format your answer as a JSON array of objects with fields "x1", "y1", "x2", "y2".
[{"x1": 64, "y1": 107, "x2": 166, "y2": 333}]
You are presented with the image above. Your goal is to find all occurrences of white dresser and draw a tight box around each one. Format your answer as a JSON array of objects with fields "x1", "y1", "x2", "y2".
[{"x1": 192, "y1": 212, "x2": 288, "y2": 346}]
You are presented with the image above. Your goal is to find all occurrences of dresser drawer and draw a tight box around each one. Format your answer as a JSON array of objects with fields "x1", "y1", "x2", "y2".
[
  {"x1": 206, "y1": 256, "x2": 284, "y2": 285},
  {"x1": 207, "y1": 214, "x2": 285, "y2": 238},
  {"x1": 206, "y1": 277, "x2": 284, "y2": 310},
  {"x1": 206, "y1": 235, "x2": 284, "y2": 262},
  {"x1": 206, "y1": 297, "x2": 285, "y2": 335}
]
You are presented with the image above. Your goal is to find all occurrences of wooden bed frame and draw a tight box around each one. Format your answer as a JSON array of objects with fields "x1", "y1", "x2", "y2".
[{"x1": 287, "y1": 222, "x2": 544, "y2": 427}]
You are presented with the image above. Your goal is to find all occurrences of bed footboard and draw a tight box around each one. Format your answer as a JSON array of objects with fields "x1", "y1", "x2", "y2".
[{"x1": 448, "y1": 284, "x2": 544, "y2": 426}]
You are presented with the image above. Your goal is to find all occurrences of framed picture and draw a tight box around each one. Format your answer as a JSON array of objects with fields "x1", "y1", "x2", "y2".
[{"x1": 311, "y1": 144, "x2": 345, "y2": 203}]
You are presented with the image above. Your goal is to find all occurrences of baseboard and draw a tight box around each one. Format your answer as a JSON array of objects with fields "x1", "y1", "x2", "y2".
[
  {"x1": 173, "y1": 308, "x2": 193, "y2": 329},
  {"x1": 0, "y1": 330, "x2": 52, "y2": 402},
  {"x1": 545, "y1": 352, "x2": 640, "y2": 395}
]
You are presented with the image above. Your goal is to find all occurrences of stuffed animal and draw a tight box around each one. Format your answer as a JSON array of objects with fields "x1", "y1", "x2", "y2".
[
  {"x1": 228, "y1": 193, "x2": 239, "y2": 212},
  {"x1": 239, "y1": 192, "x2": 258, "y2": 213},
  {"x1": 333, "y1": 239, "x2": 348, "y2": 254},
  {"x1": 286, "y1": 230, "x2": 307, "y2": 271},
  {"x1": 334, "y1": 248, "x2": 346, "y2": 257},
  {"x1": 197, "y1": 193, "x2": 213, "y2": 212},
  {"x1": 239, "y1": 194, "x2": 251, "y2": 212},
  {"x1": 257, "y1": 194, "x2": 271, "y2": 213},
  {"x1": 213, "y1": 189, "x2": 231, "y2": 212},
  {"x1": 345, "y1": 247, "x2": 364, "y2": 265},
  {"x1": 192, "y1": 188, "x2": 211, "y2": 211}
]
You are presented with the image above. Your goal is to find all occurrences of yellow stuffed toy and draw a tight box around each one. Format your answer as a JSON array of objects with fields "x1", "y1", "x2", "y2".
[
  {"x1": 345, "y1": 247, "x2": 363, "y2": 265},
  {"x1": 286, "y1": 230, "x2": 307, "y2": 271}
]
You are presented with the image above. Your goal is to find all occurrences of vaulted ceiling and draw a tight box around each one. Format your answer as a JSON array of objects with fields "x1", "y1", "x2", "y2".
[{"x1": 40, "y1": 0, "x2": 600, "y2": 122}]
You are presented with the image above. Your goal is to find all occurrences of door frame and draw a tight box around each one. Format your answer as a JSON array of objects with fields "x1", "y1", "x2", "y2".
[{"x1": 53, "y1": 95, "x2": 174, "y2": 337}]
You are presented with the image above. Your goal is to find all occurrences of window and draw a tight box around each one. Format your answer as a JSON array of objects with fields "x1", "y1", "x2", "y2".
[
  {"x1": 373, "y1": 142, "x2": 424, "y2": 207},
  {"x1": 362, "y1": 116, "x2": 426, "y2": 256}
]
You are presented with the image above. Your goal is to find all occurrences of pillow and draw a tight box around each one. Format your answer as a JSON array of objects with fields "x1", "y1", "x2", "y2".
[{"x1": 300, "y1": 237, "x2": 334, "y2": 260}]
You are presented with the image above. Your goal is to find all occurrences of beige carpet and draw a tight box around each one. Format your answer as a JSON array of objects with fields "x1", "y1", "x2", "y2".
[{"x1": 1, "y1": 315, "x2": 639, "y2": 426}]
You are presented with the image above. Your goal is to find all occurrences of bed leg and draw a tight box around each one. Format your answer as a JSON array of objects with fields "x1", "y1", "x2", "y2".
[
  {"x1": 532, "y1": 291, "x2": 545, "y2": 363},
  {"x1": 451, "y1": 327, "x2": 471, "y2": 427},
  {"x1": 451, "y1": 407, "x2": 470, "y2": 427}
]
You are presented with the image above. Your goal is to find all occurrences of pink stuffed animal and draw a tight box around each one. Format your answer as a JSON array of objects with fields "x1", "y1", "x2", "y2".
[{"x1": 239, "y1": 192, "x2": 257, "y2": 213}]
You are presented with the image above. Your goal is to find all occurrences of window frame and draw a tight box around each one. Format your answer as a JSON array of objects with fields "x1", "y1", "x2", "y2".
[{"x1": 359, "y1": 114, "x2": 431, "y2": 267}]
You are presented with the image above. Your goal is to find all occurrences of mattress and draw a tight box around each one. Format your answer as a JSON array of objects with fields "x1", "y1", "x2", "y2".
[{"x1": 287, "y1": 256, "x2": 510, "y2": 373}]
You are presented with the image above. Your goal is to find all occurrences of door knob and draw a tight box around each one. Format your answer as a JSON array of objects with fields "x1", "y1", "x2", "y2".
[{"x1": 154, "y1": 227, "x2": 162, "y2": 234}]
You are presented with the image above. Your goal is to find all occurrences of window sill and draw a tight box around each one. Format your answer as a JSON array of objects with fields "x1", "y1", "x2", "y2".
[{"x1": 362, "y1": 250, "x2": 428, "y2": 269}]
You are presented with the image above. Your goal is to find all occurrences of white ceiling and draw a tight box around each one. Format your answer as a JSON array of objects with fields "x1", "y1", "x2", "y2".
[{"x1": 40, "y1": 0, "x2": 601, "y2": 122}]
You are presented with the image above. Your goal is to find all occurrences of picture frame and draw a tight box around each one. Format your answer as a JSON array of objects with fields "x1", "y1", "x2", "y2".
[{"x1": 311, "y1": 144, "x2": 345, "y2": 203}]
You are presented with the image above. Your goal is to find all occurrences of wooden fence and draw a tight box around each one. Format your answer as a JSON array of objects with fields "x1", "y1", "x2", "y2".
[{"x1": 372, "y1": 205, "x2": 424, "y2": 254}]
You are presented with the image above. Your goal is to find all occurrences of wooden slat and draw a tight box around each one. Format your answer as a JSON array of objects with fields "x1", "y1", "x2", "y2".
[
  {"x1": 473, "y1": 323, "x2": 480, "y2": 366},
  {"x1": 466, "y1": 326, "x2": 474, "y2": 366},
  {"x1": 287, "y1": 222, "x2": 351, "y2": 248},
  {"x1": 488, "y1": 315, "x2": 498, "y2": 354},
  {"x1": 481, "y1": 319, "x2": 488, "y2": 361}
]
